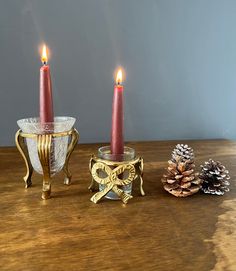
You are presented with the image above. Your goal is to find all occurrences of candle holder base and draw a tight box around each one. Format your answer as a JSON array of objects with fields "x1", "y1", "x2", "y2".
[
  {"x1": 15, "y1": 127, "x2": 79, "y2": 199},
  {"x1": 89, "y1": 146, "x2": 145, "y2": 204}
]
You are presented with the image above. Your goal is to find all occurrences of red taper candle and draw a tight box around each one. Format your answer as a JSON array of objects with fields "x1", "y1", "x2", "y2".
[
  {"x1": 111, "y1": 69, "x2": 124, "y2": 155},
  {"x1": 39, "y1": 44, "x2": 54, "y2": 125}
]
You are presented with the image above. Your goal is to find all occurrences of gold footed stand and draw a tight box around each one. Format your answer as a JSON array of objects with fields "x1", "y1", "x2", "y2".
[
  {"x1": 89, "y1": 155, "x2": 145, "y2": 204},
  {"x1": 15, "y1": 128, "x2": 79, "y2": 199}
]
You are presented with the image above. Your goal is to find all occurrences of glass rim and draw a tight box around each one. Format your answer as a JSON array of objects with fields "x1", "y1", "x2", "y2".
[
  {"x1": 17, "y1": 116, "x2": 76, "y2": 126},
  {"x1": 98, "y1": 145, "x2": 135, "y2": 161}
]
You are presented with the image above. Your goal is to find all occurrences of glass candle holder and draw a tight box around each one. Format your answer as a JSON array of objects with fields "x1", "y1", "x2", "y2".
[
  {"x1": 97, "y1": 146, "x2": 135, "y2": 200},
  {"x1": 17, "y1": 117, "x2": 76, "y2": 175},
  {"x1": 89, "y1": 145, "x2": 145, "y2": 204},
  {"x1": 16, "y1": 116, "x2": 79, "y2": 199}
]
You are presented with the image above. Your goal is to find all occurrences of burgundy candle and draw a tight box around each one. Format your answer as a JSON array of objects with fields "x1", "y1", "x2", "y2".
[
  {"x1": 111, "y1": 69, "x2": 124, "y2": 156},
  {"x1": 39, "y1": 45, "x2": 54, "y2": 126}
]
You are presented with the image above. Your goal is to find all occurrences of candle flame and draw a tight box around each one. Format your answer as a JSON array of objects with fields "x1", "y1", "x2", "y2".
[
  {"x1": 116, "y1": 69, "x2": 123, "y2": 85},
  {"x1": 41, "y1": 44, "x2": 48, "y2": 64}
]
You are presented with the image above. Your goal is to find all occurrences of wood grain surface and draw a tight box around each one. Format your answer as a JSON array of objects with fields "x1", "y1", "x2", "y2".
[{"x1": 0, "y1": 140, "x2": 235, "y2": 271}]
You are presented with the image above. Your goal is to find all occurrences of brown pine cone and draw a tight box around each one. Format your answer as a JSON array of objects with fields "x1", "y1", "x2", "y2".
[
  {"x1": 200, "y1": 159, "x2": 230, "y2": 195},
  {"x1": 162, "y1": 144, "x2": 202, "y2": 197}
]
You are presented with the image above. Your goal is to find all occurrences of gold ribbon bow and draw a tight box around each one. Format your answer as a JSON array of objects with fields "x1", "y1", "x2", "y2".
[{"x1": 90, "y1": 162, "x2": 136, "y2": 204}]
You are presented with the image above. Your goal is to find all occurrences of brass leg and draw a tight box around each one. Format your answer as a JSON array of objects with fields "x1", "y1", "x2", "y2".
[
  {"x1": 88, "y1": 178, "x2": 98, "y2": 192},
  {"x1": 37, "y1": 134, "x2": 52, "y2": 200},
  {"x1": 63, "y1": 128, "x2": 79, "y2": 185},
  {"x1": 15, "y1": 130, "x2": 33, "y2": 188},
  {"x1": 137, "y1": 157, "x2": 145, "y2": 196},
  {"x1": 88, "y1": 157, "x2": 99, "y2": 191},
  {"x1": 139, "y1": 175, "x2": 145, "y2": 196}
]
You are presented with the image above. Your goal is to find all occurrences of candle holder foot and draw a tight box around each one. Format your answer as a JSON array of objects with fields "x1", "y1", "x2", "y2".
[
  {"x1": 42, "y1": 184, "x2": 51, "y2": 200},
  {"x1": 89, "y1": 146, "x2": 145, "y2": 204},
  {"x1": 16, "y1": 117, "x2": 79, "y2": 199},
  {"x1": 63, "y1": 177, "x2": 71, "y2": 185}
]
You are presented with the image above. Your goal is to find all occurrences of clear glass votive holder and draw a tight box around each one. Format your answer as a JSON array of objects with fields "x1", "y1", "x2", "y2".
[
  {"x1": 16, "y1": 116, "x2": 79, "y2": 199},
  {"x1": 98, "y1": 146, "x2": 135, "y2": 200},
  {"x1": 17, "y1": 117, "x2": 76, "y2": 176}
]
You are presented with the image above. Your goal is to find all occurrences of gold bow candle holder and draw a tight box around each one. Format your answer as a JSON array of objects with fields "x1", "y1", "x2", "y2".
[
  {"x1": 15, "y1": 117, "x2": 79, "y2": 199},
  {"x1": 89, "y1": 146, "x2": 145, "y2": 204}
]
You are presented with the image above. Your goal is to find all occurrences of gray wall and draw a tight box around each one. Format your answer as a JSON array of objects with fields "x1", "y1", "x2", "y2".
[{"x1": 1, "y1": 0, "x2": 236, "y2": 146}]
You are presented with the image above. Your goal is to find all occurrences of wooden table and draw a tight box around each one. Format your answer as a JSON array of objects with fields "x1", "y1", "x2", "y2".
[{"x1": 0, "y1": 140, "x2": 235, "y2": 271}]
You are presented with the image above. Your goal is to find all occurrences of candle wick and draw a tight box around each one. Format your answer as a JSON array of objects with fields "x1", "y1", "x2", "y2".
[{"x1": 43, "y1": 61, "x2": 47, "y2": 65}]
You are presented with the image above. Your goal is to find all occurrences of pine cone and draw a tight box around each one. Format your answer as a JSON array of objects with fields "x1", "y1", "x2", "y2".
[
  {"x1": 172, "y1": 144, "x2": 194, "y2": 162},
  {"x1": 200, "y1": 159, "x2": 230, "y2": 195},
  {"x1": 162, "y1": 144, "x2": 202, "y2": 197}
]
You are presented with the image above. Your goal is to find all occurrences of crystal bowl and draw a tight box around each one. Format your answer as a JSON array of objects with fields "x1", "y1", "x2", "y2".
[{"x1": 17, "y1": 117, "x2": 76, "y2": 176}]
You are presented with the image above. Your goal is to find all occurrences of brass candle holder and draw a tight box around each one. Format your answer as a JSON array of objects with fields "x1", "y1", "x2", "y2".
[
  {"x1": 16, "y1": 117, "x2": 79, "y2": 199},
  {"x1": 89, "y1": 146, "x2": 145, "y2": 204}
]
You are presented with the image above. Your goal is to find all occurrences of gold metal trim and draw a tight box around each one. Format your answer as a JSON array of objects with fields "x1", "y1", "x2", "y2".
[
  {"x1": 37, "y1": 134, "x2": 52, "y2": 199},
  {"x1": 63, "y1": 129, "x2": 79, "y2": 185},
  {"x1": 20, "y1": 129, "x2": 74, "y2": 139},
  {"x1": 15, "y1": 130, "x2": 33, "y2": 188},
  {"x1": 89, "y1": 155, "x2": 145, "y2": 204},
  {"x1": 15, "y1": 128, "x2": 79, "y2": 199}
]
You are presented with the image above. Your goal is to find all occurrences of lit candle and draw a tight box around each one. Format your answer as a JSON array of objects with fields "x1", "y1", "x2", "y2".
[
  {"x1": 111, "y1": 69, "x2": 124, "y2": 156},
  {"x1": 39, "y1": 44, "x2": 54, "y2": 126}
]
